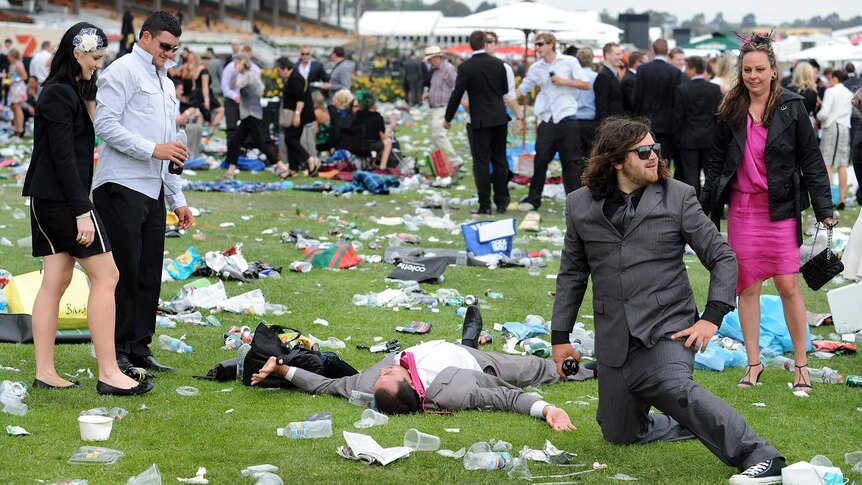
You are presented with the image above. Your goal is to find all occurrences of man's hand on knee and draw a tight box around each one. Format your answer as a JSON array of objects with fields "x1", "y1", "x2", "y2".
[{"x1": 671, "y1": 319, "x2": 717, "y2": 353}]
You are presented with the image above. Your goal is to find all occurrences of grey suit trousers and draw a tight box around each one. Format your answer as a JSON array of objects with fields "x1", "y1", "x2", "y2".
[{"x1": 596, "y1": 338, "x2": 781, "y2": 471}]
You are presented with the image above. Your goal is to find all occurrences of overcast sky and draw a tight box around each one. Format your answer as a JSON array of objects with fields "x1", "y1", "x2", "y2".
[{"x1": 457, "y1": 0, "x2": 860, "y2": 25}]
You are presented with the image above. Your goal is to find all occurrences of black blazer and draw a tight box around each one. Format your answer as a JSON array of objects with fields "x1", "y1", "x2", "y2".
[
  {"x1": 621, "y1": 69, "x2": 637, "y2": 114},
  {"x1": 634, "y1": 59, "x2": 682, "y2": 134},
  {"x1": 282, "y1": 71, "x2": 314, "y2": 125},
  {"x1": 22, "y1": 81, "x2": 96, "y2": 217},
  {"x1": 297, "y1": 60, "x2": 329, "y2": 85},
  {"x1": 701, "y1": 89, "x2": 832, "y2": 244},
  {"x1": 594, "y1": 65, "x2": 624, "y2": 123},
  {"x1": 673, "y1": 78, "x2": 723, "y2": 150},
  {"x1": 444, "y1": 52, "x2": 509, "y2": 129}
]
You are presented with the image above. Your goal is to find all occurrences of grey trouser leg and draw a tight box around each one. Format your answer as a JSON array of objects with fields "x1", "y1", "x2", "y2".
[{"x1": 597, "y1": 338, "x2": 782, "y2": 471}]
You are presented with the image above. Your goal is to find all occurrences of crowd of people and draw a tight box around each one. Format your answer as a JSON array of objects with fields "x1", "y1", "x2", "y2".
[{"x1": 13, "y1": 10, "x2": 862, "y2": 485}]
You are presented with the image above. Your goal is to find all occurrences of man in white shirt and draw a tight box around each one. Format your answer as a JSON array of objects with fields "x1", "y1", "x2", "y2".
[
  {"x1": 516, "y1": 33, "x2": 590, "y2": 212},
  {"x1": 93, "y1": 11, "x2": 193, "y2": 377},
  {"x1": 251, "y1": 306, "x2": 595, "y2": 430},
  {"x1": 28, "y1": 41, "x2": 52, "y2": 97}
]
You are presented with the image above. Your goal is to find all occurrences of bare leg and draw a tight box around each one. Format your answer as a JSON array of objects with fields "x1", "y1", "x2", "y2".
[
  {"x1": 32, "y1": 253, "x2": 75, "y2": 387},
  {"x1": 378, "y1": 138, "x2": 392, "y2": 170},
  {"x1": 12, "y1": 103, "x2": 23, "y2": 134},
  {"x1": 210, "y1": 107, "x2": 224, "y2": 131},
  {"x1": 737, "y1": 280, "x2": 764, "y2": 387},
  {"x1": 773, "y1": 274, "x2": 810, "y2": 387},
  {"x1": 76, "y1": 253, "x2": 141, "y2": 389}
]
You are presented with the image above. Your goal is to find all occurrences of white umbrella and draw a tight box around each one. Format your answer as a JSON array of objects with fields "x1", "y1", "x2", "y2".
[{"x1": 787, "y1": 43, "x2": 862, "y2": 63}]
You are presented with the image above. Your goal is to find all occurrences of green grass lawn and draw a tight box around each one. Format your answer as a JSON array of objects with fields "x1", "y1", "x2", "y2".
[{"x1": 0, "y1": 118, "x2": 860, "y2": 485}]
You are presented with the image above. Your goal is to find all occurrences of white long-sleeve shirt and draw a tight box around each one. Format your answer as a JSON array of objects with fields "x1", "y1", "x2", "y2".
[
  {"x1": 93, "y1": 44, "x2": 186, "y2": 209},
  {"x1": 518, "y1": 54, "x2": 588, "y2": 123},
  {"x1": 817, "y1": 82, "x2": 853, "y2": 129},
  {"x1": 220, "y1": 59, "x2": 260, "y2": 101}
]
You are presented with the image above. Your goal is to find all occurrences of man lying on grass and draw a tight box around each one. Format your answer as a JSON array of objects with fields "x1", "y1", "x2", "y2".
[{"x1": 251, "y1": 306, "x2": 595, "y2": 430}]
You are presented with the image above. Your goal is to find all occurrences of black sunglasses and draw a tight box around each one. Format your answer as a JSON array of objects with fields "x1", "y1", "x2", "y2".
[
  {"x1": 158, "y1": 41, "x2": 180, "y2": 53},
  {"x1": 300, "y1": 52, "x2": 311, "y2": 56},
  {"x1": 485, "y1": 38, "x2": 496, "y2": 44},
  {"x1": 535, "y1": 42, "x2": 546, "y2": 47},
  {"x1": 628, "y1": 143, "x2": 661, "y2": 160}
]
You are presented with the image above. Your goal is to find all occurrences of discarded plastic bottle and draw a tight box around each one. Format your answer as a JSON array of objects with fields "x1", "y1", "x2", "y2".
[
  {"x1": 174, "y1": 311, "x2": 204, "y2": 324},
  {"x1": 277, "y1": 419, "x2": 332, "y2": 439},
  {"x1": 236, "y1": 343, "x2": 251, "y2": 382},
  {"x1": 519, "y1": 257, "x2": 545, "y2": 268},
  {"x1": 464, "y1": 451, "x2": 513, "y2": 470},
  {"x1": 846, "y1": 375, "x2": 862, "y2": 387},
  {"x1": 770, "y1": 355, "x2": 793, "y2": 371},
  {"x1": 484, "y1": 289, "x2": 504, "y2": 300},
  {"x1": 157, "y1": 334, "x2": 192, "y2": 353},
  {"x1": 521, "y1": 338, "x2": 550, "y2": 358},
  {"x1": 456, "y1": 307, "x2": 468, "y2": 319},
  {"x1": 156, "y1": 315, "x2": 177, "y2": 329},
  {"x1": 265, "y1": 303, "x2": 288, "y2": 316},
  {"x1": 288, "y1": 261, "x2": 312, "y2": 273},
  {"x1": 349, "y1": 390, "x2": 375, "y2": 407},
  {"x1": 443, "y1": 296, "x2": 465, "y2": 307},
  {"x1": 808, "y1": 366, "x2": 844, "y2": 384}
]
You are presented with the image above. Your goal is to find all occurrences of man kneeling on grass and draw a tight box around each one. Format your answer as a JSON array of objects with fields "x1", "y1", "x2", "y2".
[{"x1": 251, "y1": 306, "x2": 595, "y2": 430}]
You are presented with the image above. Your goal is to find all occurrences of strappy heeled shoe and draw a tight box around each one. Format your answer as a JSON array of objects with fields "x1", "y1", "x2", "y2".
[
  {"x1": 793, "y1": 364, "x2": 813, "y2": 391},
  {"x1": 738, "y1": 362, "x2": 764, "y2": 388}
]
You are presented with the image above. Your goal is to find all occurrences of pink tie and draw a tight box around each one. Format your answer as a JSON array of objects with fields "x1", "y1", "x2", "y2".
[{"x1": 399, "y1": 352, "x2": 426, "y2": 409}]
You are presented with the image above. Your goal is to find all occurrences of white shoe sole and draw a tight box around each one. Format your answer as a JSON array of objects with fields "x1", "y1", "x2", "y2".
[{"x1": 728, "y1": 476, "x2": 782, "y2": 485}]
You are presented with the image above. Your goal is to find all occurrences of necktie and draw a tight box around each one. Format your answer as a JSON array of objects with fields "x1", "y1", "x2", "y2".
[
  {"x1": 399, "y1": 352, "x2": 426, "y2": 409},
  {"x1": 612, "y1": 193, "x2": 637, "y2": 234}
]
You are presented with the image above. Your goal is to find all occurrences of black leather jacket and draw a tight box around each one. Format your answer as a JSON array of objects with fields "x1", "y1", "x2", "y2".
[{"x1": 700, "y1": 89, "x2": 832, "y2": 245}]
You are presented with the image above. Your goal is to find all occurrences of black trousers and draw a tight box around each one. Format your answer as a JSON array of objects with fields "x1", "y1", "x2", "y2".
[
  {"x1": 851, "y1": 118, "x2": 862, "y2": 203},
  {"x1": 226, "y1": 116, "x2": 279, "y2": 167},
  {"x1": 655, "y1": 133, "x2": 680, "y2": 179},
  {"x1": 576, "y1": 119, "x2": 596, "y2": 162},
  {"x1": 677, "y1": 148, "x2": 711, "y2": 198},
  {"x1": 526, "y1": 119, "x2": 582, "y2": 208},
  {"x1": 283, "y1": 125, "x2": 310, "y2": 171},
  {"x1": 93, "y1": 183, "x2": 165, "y2": 361},
  {"x1": 470, "y1": 124, "x2": 509, "y2": 210},
  {"x1": 223, "y1": 97, "x2": 240, "y2": 141}
]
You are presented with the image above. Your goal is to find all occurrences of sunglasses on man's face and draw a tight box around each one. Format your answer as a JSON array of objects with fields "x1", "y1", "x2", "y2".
[
  {"x1": 158, "y1": 41, "x2": 180, "y2": 53},
  {"x1": 628, "y1": 143, "x2": 661, "y2": 160},
  {"x1": 535, "y1": 42, "x2": 546, "y2": 47},
  {"x1": 301, "y1": 52, "x2": 311, "y2": 56},
  {"x1": 485, "y1": 38, "x2": 496, "y2": 44}
]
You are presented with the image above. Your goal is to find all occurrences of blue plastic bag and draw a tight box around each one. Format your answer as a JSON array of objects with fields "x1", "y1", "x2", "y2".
[
  {"x1": 718, "y1": 295, "x2": 812, "y2": 355},
  {"x1": 165, "y1": 247, "x2": 203, "y2": 281}
]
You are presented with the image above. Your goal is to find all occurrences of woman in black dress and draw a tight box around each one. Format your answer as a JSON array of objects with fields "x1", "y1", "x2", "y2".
[
  {"x1": 21, "y1": 22, "x2": 152, "y2": 396},
  {"x1": 277, "y1": 57, "x2": 319, "y2": 176}
]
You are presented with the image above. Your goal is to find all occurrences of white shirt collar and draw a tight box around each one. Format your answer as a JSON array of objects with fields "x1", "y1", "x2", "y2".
[{"x1": 132, "y1": 43, "x2": 177, "y2": 71}]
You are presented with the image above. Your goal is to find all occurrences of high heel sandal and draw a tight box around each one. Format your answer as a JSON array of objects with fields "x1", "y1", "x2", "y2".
[
  {"x1": 793, "y1": 364, "x2": 813, "y2": 391},
  {"x1": 737, "y1": 362, "x2": 764, "y2": 388}
]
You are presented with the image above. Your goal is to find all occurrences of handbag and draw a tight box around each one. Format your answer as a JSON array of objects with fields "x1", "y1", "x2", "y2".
[{"x1": 801, "y1": 223, "x2": 844, "y2": 291}]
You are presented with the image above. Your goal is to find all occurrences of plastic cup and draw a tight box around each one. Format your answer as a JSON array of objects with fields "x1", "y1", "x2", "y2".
[
  {"x1": 78, "y1": 415, "x2": 113, "y2": 441},
  {"x1": 361, "y1": 409, "x2": 389, "y2": 425},
  {"x1": 403, "y1": 428, "x2": 441, "y2": 451}
]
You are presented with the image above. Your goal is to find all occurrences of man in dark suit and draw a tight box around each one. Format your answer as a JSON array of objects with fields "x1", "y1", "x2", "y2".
[
  {"x1": 444, "y1": 30, "x2": 511, "y2": 215},
  {"x1": 402, "y1": 51, "x2": 424, "y2": 106},
  {"x1": 594, "y1": 42, "x2": 625, "y2": 125},
  {"x1": 550, "y1": 117, "x2": 787, "y2": 485},
  {"x1": 634, "y1": 39, "x2": 682, "y2": 161},
  {"x1": 620, "y1": 50, "x2": 644, "y2": 115},
  {"x1": 296, "y1": 45, "x2": 329, "y2": 94},
  {"x1": 673, "y1": 56, "x2": 723, "y2": 198}
]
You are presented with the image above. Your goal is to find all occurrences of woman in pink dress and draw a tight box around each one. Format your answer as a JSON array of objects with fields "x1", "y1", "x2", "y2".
[{"x1": 701, "y1": 33, "x2": 834, "y2": 391}]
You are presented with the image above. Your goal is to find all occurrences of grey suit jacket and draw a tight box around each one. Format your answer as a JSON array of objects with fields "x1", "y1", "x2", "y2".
[
  {"x1": 551, "y1": 179, "x2": 737, "y2": 367},
  {"x1": 288, "y1": 346, "x2": 559, "y2": 415}
]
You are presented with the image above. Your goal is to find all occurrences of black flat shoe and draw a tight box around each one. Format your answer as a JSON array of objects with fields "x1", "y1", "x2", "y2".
[
  {"x1": 138, "y1": 355, "x2": 174, "y2": 373},
  {"x1": 32, "y1": 378, "x2": 81, "y2": 389},
  {"x1": 97, "y1": 380, "x2": 154, "y2": 396}
]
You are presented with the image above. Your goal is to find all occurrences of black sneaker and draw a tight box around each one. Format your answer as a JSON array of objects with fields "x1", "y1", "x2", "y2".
[{"x1": 729, "y1": 458, "x2": 786, "y2": 485}]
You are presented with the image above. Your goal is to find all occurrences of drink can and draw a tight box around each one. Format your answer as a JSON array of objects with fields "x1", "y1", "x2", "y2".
[
  {"x1": 847, "y1": 375, "x2": 862, "y2": 387},
  {"x1": 444, "y1": 296, "x2": 465, "y2": 307}
]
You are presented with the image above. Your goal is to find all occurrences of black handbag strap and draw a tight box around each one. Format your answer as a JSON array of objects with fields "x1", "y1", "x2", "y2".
[{"x1": 809, "y1": 223, "x2": 834, "y2": 261}]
